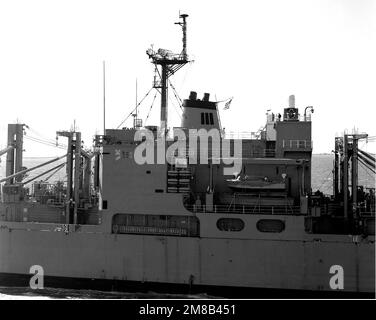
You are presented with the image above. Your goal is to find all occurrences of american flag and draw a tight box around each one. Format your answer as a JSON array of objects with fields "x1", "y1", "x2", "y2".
[{"x1": 223, "y1": 98, "x2": 233, "y2": 110}]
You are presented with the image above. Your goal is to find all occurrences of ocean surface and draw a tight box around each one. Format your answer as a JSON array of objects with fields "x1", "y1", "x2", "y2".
[{"x1": 0, "y1": 155, "x2": 374, "y2": 299}]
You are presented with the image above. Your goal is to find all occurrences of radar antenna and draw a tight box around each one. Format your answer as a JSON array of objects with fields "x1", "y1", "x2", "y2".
[{"x1": 146, "y1": 13, "x2": 190, "y2": 135}]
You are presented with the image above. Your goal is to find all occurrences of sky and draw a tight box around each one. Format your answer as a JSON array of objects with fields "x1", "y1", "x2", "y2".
[{"x1": 0, "y1": 0, "x2": 375, "y2": 158}]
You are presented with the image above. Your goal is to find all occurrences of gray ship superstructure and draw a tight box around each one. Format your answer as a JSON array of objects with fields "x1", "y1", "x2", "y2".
[{"x1": 0, "y1": 14, "x2": 374, "y2": 297}]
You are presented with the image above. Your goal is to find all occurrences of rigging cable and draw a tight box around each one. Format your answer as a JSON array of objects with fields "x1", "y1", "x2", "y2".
[
  {"x1": 145, "y1": 91, "x2": 158, "y2": 123},
  {"x1": 43, "y1": 163, "x2": 66, "y2": 182},
  {"x1": 116, "y1": 87, "x2": 154, "y2": 129},
  {"x1": 358, "y1": 161, "x2": 375, "y2": 193},
  {"x1": 155, "y1": 68, "x2": 184, "y2": 119},
  {"x1": 358, "y1": 157, "x2": 376, "y2": 175},
  {"x1": 22, "y1": 162, "x2": 66, "y2": 185},
  {"x1": 358, "y1": 149, "x2": 376, "y2": 163},
  {"x1": 27, "y1": 127, "x2": 59, "y2": 146},
  {"x1": 25, "y1": 136, "x2": 66, "y2": 149},
  {"x1": 316, "y1": 169, "x2": 334, "y2": 192},
  {"x1": 357, "y1": 152, "x2": 375, "y2": 171},
  {"x1": 25, "y1": 127, "x2": 68, "y2": 148},
  {"x1": 215, "y1": 96, "x2": 234, "y2": 104},
  {"x1": 180, "y1": 64, "x2": 190, "y2": 88},
  {"x1": 168, "y1": 79, "x2": 183, "y2": 110},
  {"x1": 168, "y1": 95, "x2": 183, "y2": 120},
  {"x1": 24, "y1": 135, "x2": 67, "y2": 150}
]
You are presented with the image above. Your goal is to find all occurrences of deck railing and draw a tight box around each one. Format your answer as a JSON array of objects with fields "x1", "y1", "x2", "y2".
[
  {"x1": 223, "y1": 131, "x2": 261, "y2": 140},
  {"x1": 185, "y1": 204, "x2": 302, "y2": 215}
]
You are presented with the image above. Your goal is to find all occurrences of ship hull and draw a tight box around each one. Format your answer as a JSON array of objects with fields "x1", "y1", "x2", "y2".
[
  {"x1": 0, "y1": 221, "x2": 374, "y2": 298},
  {"x1": 0, "y1": 272, "x2": 373, "y2": 298}
]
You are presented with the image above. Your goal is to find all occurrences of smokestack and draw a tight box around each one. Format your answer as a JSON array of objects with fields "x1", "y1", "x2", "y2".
[{"x1": 189, "y1": 91, "x2": 197, "y2": 100}]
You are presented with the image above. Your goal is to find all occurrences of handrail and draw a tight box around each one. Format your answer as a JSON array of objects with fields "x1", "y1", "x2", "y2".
[
  {"x1": 282, "y1": 114, "x2": 312, "y2": 122},
  {"x1": 167, "y1": 147, "x2": 276, "y2": 159},
  {"x1": 223, "y1": 131, "x2": 261, "y2": 140},
  {"x1": 185, "y1": 204, "x2": 302, "y2": 215}
]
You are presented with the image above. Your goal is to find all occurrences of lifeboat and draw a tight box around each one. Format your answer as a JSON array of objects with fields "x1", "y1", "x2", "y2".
[{"x1": 227, "y1": 175, "x2": 286, "y2": 191}]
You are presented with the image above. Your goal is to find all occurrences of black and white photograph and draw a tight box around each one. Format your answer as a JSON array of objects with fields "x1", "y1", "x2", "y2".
[{"x1": 0, "y1": 0, "x2": 375, "y2": 305}]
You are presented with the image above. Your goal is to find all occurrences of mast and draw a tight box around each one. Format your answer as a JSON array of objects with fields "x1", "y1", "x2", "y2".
[
  {"x1": 146, "y1": 13, "x2": 190, "y2": 135},
  {"x1": 351, "y1": 136, "x2": 358, "y2": 217},
  {"x1": 343, "y1": 134, "x2": 349, "y2": 221},
  {"x1": 333, "y1": 137, "x2": 340, "y2": 199},
  {"x1": 161, "y1": 66, "x2": 168, "y2": 130},
  {"x1": 73, "y1": 132, "x2": 81, "y2": 225},
  {"x1": 133, "y1": 78, "x2": 142, "y2": 128},
  {"x1": 341, "y1": 133, "x2": 368, "y2": 223},
  {"x1": 57, "y1": 130, "x2": 83, "y2": 224},
  {"x1": 5, "y1": 124, "x2": 24, "y2": 184},
  {"x1": 135, "y1": 78, "x2": 138, "y2": 120},
  {"x1": 103, "y1": 60, "x2": 106, "y2": 135},
  {"x1": 179, "y1": 14, "x2": 188, "y2": 60}
]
